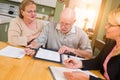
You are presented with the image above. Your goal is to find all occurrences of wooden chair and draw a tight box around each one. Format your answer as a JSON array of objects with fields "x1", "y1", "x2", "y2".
[{"x1": 93, "y1": 39, "x2": 105, "y2": 56}]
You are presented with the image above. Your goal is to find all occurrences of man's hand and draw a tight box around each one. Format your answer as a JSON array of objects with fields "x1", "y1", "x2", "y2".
[{"x1": 58, "y1": 45, "x2": 73, "y2": 54}]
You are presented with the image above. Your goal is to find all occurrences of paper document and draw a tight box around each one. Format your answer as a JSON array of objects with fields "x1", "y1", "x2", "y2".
[
  {"x1": 0, "y1": 46, "x2": 25, "y2": 58},
  {"x1": 34, "y1": 48, "x2": 61, "y2": 62},
  {"x1": 61, "y1": 54, "x2": 84, "y2": 62},
  {"x1": 49, "y1": 66, "x2": 98, "y2": 80}
]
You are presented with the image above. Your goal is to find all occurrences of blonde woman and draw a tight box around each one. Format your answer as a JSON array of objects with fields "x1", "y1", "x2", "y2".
[
  {"x1": 8, "y1": 0, "x2": 43, "y2": 46},
  {"x1": 64, "y1": 8, "x2": 120, "y2": 80}
]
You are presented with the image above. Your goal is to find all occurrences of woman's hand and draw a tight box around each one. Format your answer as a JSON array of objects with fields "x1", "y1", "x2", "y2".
[
  {"x1": 27, "y1": 31, "x2": 41, "y2": 43},
  {"x1": 64, "y1": 71, "x2": 89, "y2": 80},
  {"x1": 25, "y1": 41, "x2": 39, "y2": 56},
  {"x1": 64, "y1": 58, "x2": 83, "y2": 69}
]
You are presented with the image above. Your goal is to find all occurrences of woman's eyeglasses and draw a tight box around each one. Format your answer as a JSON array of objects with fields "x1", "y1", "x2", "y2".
[
  {"x1": 24, "y1": 10, "x2": 37, "y2": 14},
  {"x1": 106, "y1": 23, "x2": 120, "y2": 27}
]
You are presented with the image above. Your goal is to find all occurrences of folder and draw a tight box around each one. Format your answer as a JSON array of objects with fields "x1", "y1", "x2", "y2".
[
  {"x1": 34, "y1": 48, "x2": 62, "y2": 63},
  {"x1": 33, "y1": 48, "x2": 84, "y2": 63}
]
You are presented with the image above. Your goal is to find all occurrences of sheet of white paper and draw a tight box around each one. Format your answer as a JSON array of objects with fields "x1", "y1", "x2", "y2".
[
  {"x1": 35, "y1": 48, "x2": 61, "y2": 62},
  {"x1": 69, "y1": 55, "x2": 85, "y2": 61},
  {"x1": 49, "y1": 66, "x2": 98, "y2": 80},
  {"x1": 61, "y1": 54, "x2": 85, "y2": 63},
  {"x1": 0, "y1": 46, "x2": 25, "y2": 58}
]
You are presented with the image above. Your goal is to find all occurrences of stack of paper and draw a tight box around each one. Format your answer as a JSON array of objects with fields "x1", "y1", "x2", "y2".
[{"x1": 0, "y1": 46, "x2": 25, "y2": 58}]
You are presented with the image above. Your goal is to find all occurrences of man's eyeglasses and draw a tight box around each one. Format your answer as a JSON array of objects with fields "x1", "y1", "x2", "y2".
[{"x1": 60, "y1": 22, "x2": 72, "y2": 27}]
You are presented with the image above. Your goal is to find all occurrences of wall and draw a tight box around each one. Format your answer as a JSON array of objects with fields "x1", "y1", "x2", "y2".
[
  {"x1": 54, "y1": 1, "x2": 65, "y2": 21},
  {"x1": 91, "y1": 0, "x2": 120, "y2": 49},
  {"x1": 0, "y1": 0, "x2": 64, "y2": 21},
  {"x1": 97, "y1": 0, "x2": 120, "y2": 40}
]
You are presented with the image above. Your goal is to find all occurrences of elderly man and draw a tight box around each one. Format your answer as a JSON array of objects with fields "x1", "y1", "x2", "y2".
[{"x1": 25, "y1": 8, "x2": 92, "y2": 59}]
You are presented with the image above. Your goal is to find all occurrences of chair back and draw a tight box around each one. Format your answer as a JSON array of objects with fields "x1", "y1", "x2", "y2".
[{"x1": 93, "y1": 39, "x2": 105, "y2": 56}]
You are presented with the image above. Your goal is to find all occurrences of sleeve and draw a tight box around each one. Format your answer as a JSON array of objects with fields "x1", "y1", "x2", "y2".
[
  {"x1": 90, "y1": 75, "x2": 102, "y2": 80},
  {"x1": 8, "y1": 18, "x2": 27, "y2": 46},
  {"x1": 82, "y1": 39, "x2": 116, "y2": 70},
  {"x1": 81, "y1": 42, "x2": 108, "y2": 70},
  {"x1": 82, "y1": 56, "x2": 102, "y2": 70},
  {"x1": 79, "y1": 30, "x2": 92, "y2": 53},
  {"x1": 37, "y1": 19, "x2": 44, "y2": 32},
  {"x1": 35, "y1": 22, "x2": 50, "y2": 47}
]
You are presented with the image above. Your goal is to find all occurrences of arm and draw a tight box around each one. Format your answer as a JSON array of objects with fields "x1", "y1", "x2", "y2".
[
  {"x1": 77, "y1": 30, "x2": 93, "y2": 58},
  {"x1": 58, "y1": 46, "x2": 92, "y2": 59},
  {"x1": 8, "y1": 18, "x2": 43, "y2": 46},
  {"x1": 25, "y1": 23, "x2": 50, "y2": 56},
  {"x1": 58, "y1": 29, "x2": 92, "y2": 59},
  {"x1": 82, "y1": 39, "x2": 116, "y2": 70},
  {"x1": 63, "y1": 43, "x2": 107, "y2": 69},
  {"x1": 25, "y1": 41, "x2": 40, "y2": 56},
  {"x1": 34, "y1": 22, "x2": 50, "y2": 47},
  {"x1": 27, "y1": 30, "x2": 43, "y2": 45},
  {"x1": 27, "y1": 20, "x2": 43, "y2": 45},
  {"x1": 8, "y1": 18, "x2": 41, "y2": 46},
  {"x1": 8, "y1": 18, "x2": 28, "y2": 46}
]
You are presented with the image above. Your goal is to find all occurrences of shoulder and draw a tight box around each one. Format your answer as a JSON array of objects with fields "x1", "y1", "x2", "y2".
[
  {"x1": 38, "y1": 19, "x2": 50, "y2": 26},
  {"x1": 41, "y1": 21, "x2": 58, "y2": 32},
  {"x1": 74, "y1": 26, "x2": 87, "y2": 35},
  {"x1": 10, "y1": 17, "x2": 23, "y2": 24},
  {"x1": 47, "y1": 21, "x2": 57, "y2": 25},
  {"x1": 44, "y1": 21, "x2": 57, "y2": 28}
]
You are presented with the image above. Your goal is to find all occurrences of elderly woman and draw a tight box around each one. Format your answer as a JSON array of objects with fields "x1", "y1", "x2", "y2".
[
  {"x1": 8, "y1": 0, "x2": 43, "y2": 46},
  {"x1": 64, "y1": 8, "x2": 120, "y2": 80}
]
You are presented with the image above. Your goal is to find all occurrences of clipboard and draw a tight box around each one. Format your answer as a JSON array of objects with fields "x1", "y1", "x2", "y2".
[
  {"x1": 33, "y1": 48, "x2": 85, "y2": 63},
  {"x1": 33, "y1": 48, "x2": 63, "y2": 63},
  {"x1": 48, "y1": 66, "x2": 99, "y2": 80}
]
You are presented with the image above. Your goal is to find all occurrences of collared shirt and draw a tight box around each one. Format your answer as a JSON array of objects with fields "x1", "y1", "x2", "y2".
[{"x1": 35, "y1": 22, "x2": 92, "y2": 53}]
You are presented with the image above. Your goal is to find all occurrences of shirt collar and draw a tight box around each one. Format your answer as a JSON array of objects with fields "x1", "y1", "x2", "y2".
[{"x1": 56, "y1": 23, "x2": 76, "y2": 33}]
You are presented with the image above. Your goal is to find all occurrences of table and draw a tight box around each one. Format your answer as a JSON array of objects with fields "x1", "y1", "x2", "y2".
[{"x1": 0, "y1": 41, "x2": 104, "y2": 80}]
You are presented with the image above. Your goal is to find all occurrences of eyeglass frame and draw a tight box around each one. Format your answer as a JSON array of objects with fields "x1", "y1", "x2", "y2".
[
  {"x1": 59, "y1": 22, "x2": 73, "y2": 27},
  {"x1": 106, "y1": 22, "x2": 120, "y2": 28},
  {"x1": 24, "y1": 10, "x2": 37, "y2": 14}
]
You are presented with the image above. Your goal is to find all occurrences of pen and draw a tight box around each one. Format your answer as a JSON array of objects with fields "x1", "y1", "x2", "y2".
[
  {"x1": 26, "y1": 47, "x2": 38, "y2": 50},
  {"x1": 67, "y1": 52, "x2": 70, "y2": 58}
]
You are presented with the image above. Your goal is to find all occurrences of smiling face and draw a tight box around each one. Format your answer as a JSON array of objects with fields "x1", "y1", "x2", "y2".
[
  {"x1": 59, "y1": 8, "x2": 76, "y2": 34},
  {"x1": 105, "y1": 9, "x2": 120, "y2": 40}
]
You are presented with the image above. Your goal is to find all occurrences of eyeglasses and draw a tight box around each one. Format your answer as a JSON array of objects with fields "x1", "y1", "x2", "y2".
[
  {"x1": 106, "y1": 23, "x2": 120, "y2": 27},
  {"x1": 60, "y1": 22, "x2": 72, "y2": 27},
  {"x1": 24, "y1": 10, "x2": 37, "y2": 14}
]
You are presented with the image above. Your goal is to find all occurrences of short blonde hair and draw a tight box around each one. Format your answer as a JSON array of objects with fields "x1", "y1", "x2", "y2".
[
  {"x1": 108, "y1": 8, "x2": 120, "y2": 25},
  {"x1": 19, "y1": 0, "x2": 36, "y2": 18}
]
